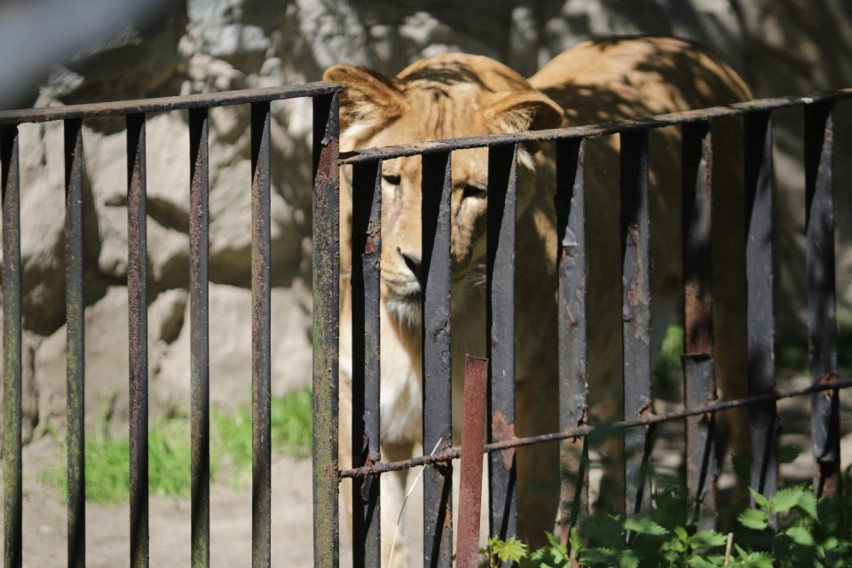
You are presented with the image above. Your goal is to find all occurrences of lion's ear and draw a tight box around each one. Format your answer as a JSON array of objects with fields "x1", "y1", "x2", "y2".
[
  {"x1": 323, "y1": 65, "x2": 405, "y2": 132},
  {"x1": 485, "y1": 91, "x2": 564, "y2": 134}
]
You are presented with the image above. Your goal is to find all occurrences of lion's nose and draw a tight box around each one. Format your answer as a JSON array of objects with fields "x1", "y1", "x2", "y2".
[{"x1": 397, "y1": 248, "x2": 423, "y2": 286}]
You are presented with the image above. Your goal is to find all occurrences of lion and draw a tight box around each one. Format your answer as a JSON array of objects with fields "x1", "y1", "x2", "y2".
[{"x1": 325, "y1": 36, "x2": 751, "y2": 564}]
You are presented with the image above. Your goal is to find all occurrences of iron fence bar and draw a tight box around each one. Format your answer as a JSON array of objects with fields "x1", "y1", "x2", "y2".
[
  {"x1": 339, "y1": 89, "x2": 852, "y2": 164},
  {"x1": 64, "y1": 117, "x2": 86, "y2": 568},
  {"x1": 0, "y1": 83, "x2": 342, "y2": 125},
  {"x1": 744, "y1": 111, "x2": 778, "y2": 517},
  {"x1": 350, "y1": 160, "x2": 382, "y2": 567},
  {"x1": 250, "y1": 101, "x2": 273, "y2": 568},
  {"x1": 456, "y1": 356, "x2": 488, "y2": 568},
  {"x1": 804, "y1": 101, "x2": 841, "y2": 497},
  {"x1": 420, "y1": 151, "x2": 453, "y2": 567},
  {"x1": 126, "y1": 112, "x2": 149, "y2": 568},
  {"x1": 486, "y1": 144, "x2": 518, "y2": 544},
  {"x1": 554, "y1": 138, "x2": 589, "y2": 541},
  {"x1": 312, "y1": 92, "x2": 341, "y2": 568},
  {"x1": 2, "y1": 124, "x2": 22, "y2": 568},
  {"x1": 681, "y1": 121, "x2": 718, "y2": 528},
  {"x1": 189, "y1": 107, "x2": 210, "y2": 568},
  {"x1": 340, "y1": 376, "x2": 852, "y2": 479},
  {"x1": 620, "y1": 130, "x2": 653, "y2": 518}
]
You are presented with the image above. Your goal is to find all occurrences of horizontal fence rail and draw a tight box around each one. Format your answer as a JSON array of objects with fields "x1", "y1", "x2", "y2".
[{"x1": 0, "y1": 83, "x2": 341, "y2": 568}]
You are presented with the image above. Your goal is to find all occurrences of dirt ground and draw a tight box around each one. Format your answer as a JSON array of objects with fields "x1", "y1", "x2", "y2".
[{"x1": 6, "y1": 373, "x2": 852, "y2": 567}]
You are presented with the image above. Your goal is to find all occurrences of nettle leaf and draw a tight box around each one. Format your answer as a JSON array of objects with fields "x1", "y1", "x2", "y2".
[
  {"x1": 777, "y1": 444, "x2": 802, "y2": 465},
  {"x1": 494, "y1": 537, "x2": 528, "y2": 562},
  {"x1": 689, "y1": 530, "x2": 728, "y2": 550},
  {"x1": 785, "y1": 525, "x2": 816, "y2": 547},
  {"x1": 797, "y1": 490, "x2": 818, "y2": 520},
  {"x1": 624, "y1": 515, "x2": 669, "y2": 536},
  {"x1": 771, "y1": 486, "x2": 807, "y2": 514},
  {"x1": 739, "y1": 508, "x2": 769, "y2": 530},
  {"x1": 749, "y1": 488, "x2": 771, "y2": 510},
  {"x1": 687, "y1": 555, "x2": 725, "y2": 568}
]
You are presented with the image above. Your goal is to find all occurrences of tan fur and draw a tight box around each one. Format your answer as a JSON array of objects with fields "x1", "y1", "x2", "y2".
[{"x1": 326, "y1": 37, "x2": 751, "y2": 565}]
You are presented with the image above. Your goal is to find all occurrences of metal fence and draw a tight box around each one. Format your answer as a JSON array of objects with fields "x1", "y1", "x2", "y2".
[
  {"x1": 327, "y1": 88, "x2": 852, "y2": 567},
  {"x1": 1, "y1": 83, "x2": 851, "y2": 568},
  {"x1": 0, "y1": 84, "x2": 341, "y2": 567}
]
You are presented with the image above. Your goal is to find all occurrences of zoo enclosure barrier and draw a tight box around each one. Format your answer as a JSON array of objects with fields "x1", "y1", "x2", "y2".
[
  {"x1": 0, "y1": 81, "x2": 851, "y2": 568},
  {"x1": 330, "y1": 88, "x2": 852, "y2": 567},
  {"x1": 0, "y1": 84, "x2": 341, "y2": 568}
]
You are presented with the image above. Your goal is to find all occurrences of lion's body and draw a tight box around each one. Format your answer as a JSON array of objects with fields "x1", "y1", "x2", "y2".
[{"x1": 326, "y1": 37, "x2": 751, "y2": 565}]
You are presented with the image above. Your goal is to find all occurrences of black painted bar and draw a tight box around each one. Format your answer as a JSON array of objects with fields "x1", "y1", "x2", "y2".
[
  {"x1": 189, "y1": 107, "x2": 211, "y2": 568},
  {"x1": 126, "y1": 113, "x2": 149, "y2": 568},
  {"x1": 486, "y1": 144, "x2": 518, "y2": 542},
  {"x1": 743, "y1": 111, "x2": 778, "y2": 514},
  {"x1": 421, "y1": 151, "x2": 453, "y2": 567},
  {"x1": 350, "y1": 160, "x2": 382, "y2": 567},
  {"x1": 64, "y1": 118, "x2": 86, "y2": 568},
  {"x1": 681, "y1": 121, "x2": 718, "y2": 528},
  {"x1": 554, "y1": 138, "x2": 590, "y2": 541},
  {"x1": 804, "y1": 102, "x2": 840, "y2": 497},
  {"x1": 620, "y1": 130, "x2": 653, "y2": 517},
  {"x1": 250, "y1": 102, "x2": 273, "y2": 568},
  {"x1": 312, "y1": 92, "x2": 341, "y2": 568},
  {"x1": 2, "y1": 124, "x2": 22, "y2": 568}
]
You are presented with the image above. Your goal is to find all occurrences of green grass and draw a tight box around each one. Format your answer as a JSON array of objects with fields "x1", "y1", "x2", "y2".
[{"x1": 43, "y1": 385, "x2": 313, "y2": 504}]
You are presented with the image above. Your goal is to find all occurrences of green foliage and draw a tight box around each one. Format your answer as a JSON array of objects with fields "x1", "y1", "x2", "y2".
[
  {"x1": 485, "y1": 475, "x2": 852, "y2": 568},
  {"x1": 481, "y1": 536, "x2": 529, "y2": 567},
  {"x1": 43, "y1": 386, "x2": 314, "y2": 503}
]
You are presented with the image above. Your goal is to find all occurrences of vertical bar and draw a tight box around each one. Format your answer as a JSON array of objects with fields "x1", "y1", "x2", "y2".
[
  {"x1": 189, "y1": 107, "x2": 210, "y2": 568},
  {"x1": 804, "y1": 102, "x2": 840, "y2": 497},
  {"x1": 350, "y1": 160, "x2": 382, "y2": 567},
  {"x1": 554, "y1": 138, "x2": 589, "y2": 542},
  {"x1": 486, "y1": 144, "x2": 518, "y2": 542},
  {"x1": 456, "y1": 356, "x2": 488, "y2": 568},
  {"x1": 251, "y1": 101, "x2": 272, "y2": 568},
  {"x1": 620, "y1": 130, "x2": 653, "y2": 517},
  {"x1": 65, "y1": 118, "x2": 86, "y2": 568},
  {"x1": 2, "y1": 124, "x2": 22, "y2": 568},
  {"x1": 312, "y1": 93, "x2": 341, "y2": 568},
  {"x1": 681, "y1": 121, "x2": 718, "y2": 528},
  {"x1": 743, "y1": 111, "x2": 778, "y2": 514},
  {"x1": 421, "y1": 151, "x2": 453, "y2": 567},
  {"x1": 126, "y1": 112, "x2": 149, "y2": 568}
]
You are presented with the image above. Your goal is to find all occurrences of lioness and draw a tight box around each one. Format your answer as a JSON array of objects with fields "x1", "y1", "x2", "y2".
[{"x1": 326, "y1": 36, "x2": 751, "y2": 564}]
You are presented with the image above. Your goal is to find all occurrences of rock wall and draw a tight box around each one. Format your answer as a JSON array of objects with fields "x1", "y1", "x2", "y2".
[{"x1": 2, "y1": 0, "x2": 851, "y2": 438}]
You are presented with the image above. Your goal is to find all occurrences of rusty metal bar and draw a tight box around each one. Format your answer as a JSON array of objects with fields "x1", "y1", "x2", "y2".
[
  {"x1": 126, "y1": 112, "x2": 149, "y2": 568},
  {"x1": 681, "y1": 121, "x2": 718, "y2": 528},
  {"x1": 312, "y1": 93, "x2": 341, "y2": 568},
  {"x1": 554, "y1": 138, "x2": 589, "y2": 541},
  {"x1": 340, "y1": 89, "x2": 852, "y2": 165},
  {"x1": 340, "y1": 375, "x2": 852, "y2": 479},
  {"x1": 350, "y1": 160, "x2": 382, "y2": 567},
  {"x1": 189, "y1": 107, "x2": 210, "y2": 568},
  {"x1": 420, "y1": 151, "x2": 453, "y2": 567},
  {"x1": 64, "y1": 117, "x2": 86, "y2": 568},
  {"x1": 2, "y1": 124, "x2": 22, "y2": 568},
  {"x1": 804, "y1": 102, "x2": 840, "y2": 497},
  {"x1": 486, "y1": 143, "x2": 518, "y2": 542},
  {"x1": 620, "y1": 130, "x2": 653, "y2": 517},
  {"x1": 251, "y1": 101, "x2": 272, "y2": 568},
  {"x1": 0, "y1": 83, "x2": 342, "y2": 125},
  {"x1": 744, "y1": 111, "x2": 778, "y2": 514},
  {"x1": 456, "y1": 356, "x2": 488, "y2": 568}
]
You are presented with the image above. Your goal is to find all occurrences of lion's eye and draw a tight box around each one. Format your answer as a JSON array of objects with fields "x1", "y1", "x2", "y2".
[
  {"x1": 461, "y1": 184, "x2": 487, "y2": 200},
  {"x1": 382, "y1": 174, "x2": 401, "y2": 186}
]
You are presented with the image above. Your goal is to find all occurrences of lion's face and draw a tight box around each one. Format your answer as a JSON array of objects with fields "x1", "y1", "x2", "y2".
[{"x1": 326, "y1": 54, "x2": 563, "y2": 326}]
